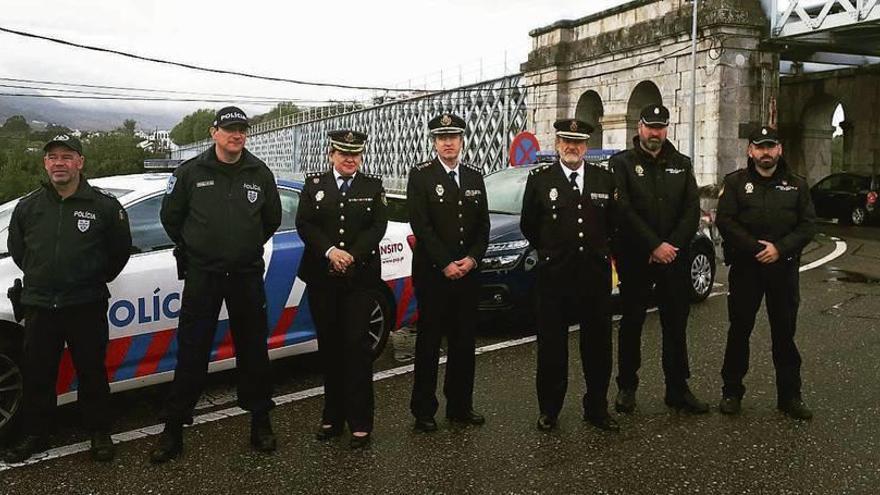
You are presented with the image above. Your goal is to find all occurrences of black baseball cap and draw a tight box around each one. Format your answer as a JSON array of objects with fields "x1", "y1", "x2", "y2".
[
  {"x1": 749, "y1": 126, "x2": 780, "y2": 145},
  {"x1": 213, "y1": 106, "x2": 249, "y2": 128},
  {"x1": 328, "y1": 129, "x2": 368, "y2": 153},
  {"x1": 640, "y1": 104, "x2": 670, "y2": 127},
  {"x1": 43, "y1": 134, "x2": 83, "y2": 155},
  {"x1": 428, "y1": 113, "x2": 466, "y2": 135},
  {"x1": 554, "y1": 119, "x2": 593, "y2": 140}
]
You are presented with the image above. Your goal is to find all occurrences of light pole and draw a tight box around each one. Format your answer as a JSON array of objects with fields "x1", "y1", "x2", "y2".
[{"x1": 689, "y1": 0, "x2": 699, "y2": 160}]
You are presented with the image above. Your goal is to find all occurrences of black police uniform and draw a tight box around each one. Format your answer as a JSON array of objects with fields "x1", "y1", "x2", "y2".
[
  {"x1": 7, "y1": 178, "x2": 131, "y2": 436},
  {"x1": 296, "y1": 168, "x2": 388, "y2": 434},
  {"x1": 716, "y1": 155, "x2": 815, "y2": 405},
  {"x1": 612, "y1": 136, "x2": 700, "y2": 401},
  {"x1": 407, "y1": 157, "x2": 489, "y2": 421},
  {"x1": 520, "y1": 160, "x2": 616, "y2": 422},
  {"x1": 159, "y1": 145, "x2": 282, "y2": 425}
]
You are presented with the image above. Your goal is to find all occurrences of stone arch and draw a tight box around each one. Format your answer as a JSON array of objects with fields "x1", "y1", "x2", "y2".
[
  {"x1": 790, "y1": 94, "x2": 846, "y2": 182},
  {"x1": 626, "y1": 81, "x2": 663, "y2": 144},
  {"x1": 575, "y1": 90, "x2": 604, "y2": 149}
]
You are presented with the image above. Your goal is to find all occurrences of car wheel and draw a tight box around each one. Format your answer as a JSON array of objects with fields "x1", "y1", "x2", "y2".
[
  {"x1": 850, "y1": 206, "x2": 867, "y2": 226},
  {"x1": 689, "y1": 245, "x2": 715, "y2": 302},
  {"x1": 0, "y1": 335, "x2": 24, "y2": 441},
  {"x1": 366, "y1": 286, "x2": 394, "y2": 360}
]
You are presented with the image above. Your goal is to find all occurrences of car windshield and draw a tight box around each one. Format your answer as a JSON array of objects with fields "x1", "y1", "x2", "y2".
[
  {"x1": 0, "y1": 198, "x2": 21, "y2": 257},
  {"x1": 485, "y1": 167, "x2": 531, "y2": 214}
]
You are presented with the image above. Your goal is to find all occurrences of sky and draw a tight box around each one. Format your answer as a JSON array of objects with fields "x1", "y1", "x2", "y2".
[{"x1": 0, "y1": 0, "x2": 628, "y2": 122}]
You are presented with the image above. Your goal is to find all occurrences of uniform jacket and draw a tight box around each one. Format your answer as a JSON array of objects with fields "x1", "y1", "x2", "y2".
[
  {"x1": 7, "y1": 178, "x2": 131, "y2": 308},
  {"x1": 716, "y1": 157, "x2": 816, "y2": 264},
  {"x1": 611, "y1": 137, "x2": 699, "y2": 257},
  {"x1": 520, "y1": 161, "x2": 616, "y2": 274},
  {"x1": 295, "y1": 170, "x2": 388, "y2": 286},
  {"x1": 160, "y1": 147, "x2": 282, "y2": 273},
  {"x1": 406, "y1": 158, "x2": 490, "y2": 278}
]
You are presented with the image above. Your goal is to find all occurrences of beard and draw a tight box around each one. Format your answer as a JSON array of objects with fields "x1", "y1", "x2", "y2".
[
  {"x1": 640, "y1": 137, "x2": 663, "y2": 152},
  {"x1": 754, "y1": 155, "x2": 779, "y2": 169}
]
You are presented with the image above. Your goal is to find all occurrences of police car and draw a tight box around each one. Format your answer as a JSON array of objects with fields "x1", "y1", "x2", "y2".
[{"x1": 0, "y1": 173, "x2": 418, "y2": 438}]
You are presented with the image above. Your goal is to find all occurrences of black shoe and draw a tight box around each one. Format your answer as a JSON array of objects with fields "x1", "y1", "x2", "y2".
[
  {"x1": 315, "y1": 424, "x2": 343, "y2": 441},
  {"x1": 413, "y1": 417, "x2": 438, "y2": 432},
  {"x1": 149, "y1": 424, "x2": 183, "y2": 464},
  {"x1": 536, "y1": 414, "x2": 557, "y2": 431},
  {"x1": 584, "y1": 413, "x2": 621, "y2": 432},
  {"x1": 349, "y1": 433, "x2": 371, "y2": 449},
  {"x1": 778, "y1": 398, "x2": 813, "y2": 420},
  {"x1": 615, "y1": 389, "x2": 636, "y2": 414},
  {"x1": 90, "y1": 431, "x2": 115, "y2": 462},
  {"x1": 250, "y1": 413, "x2": 277, "y2": 452},
  {"x1": 2, "y1": 435, "x2": 49, "y2": 463},
  {"x1": 446, "y1": 410, "x2": 485, "y2": 425},
  {"x1": 665, "y1": 390, "x2": 710, "y2": 414},
  {"x1": 719, "y1": 396, "x2": 742, "y2": 415}
]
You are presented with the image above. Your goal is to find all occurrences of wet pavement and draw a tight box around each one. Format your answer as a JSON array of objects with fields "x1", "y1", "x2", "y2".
[{"x1": 1, "y1": 228, "x2": 879, "y2": 494}]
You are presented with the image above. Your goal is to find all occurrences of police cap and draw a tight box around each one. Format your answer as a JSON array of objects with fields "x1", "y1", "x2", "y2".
[
  {"x1": 43, "y1": 134, "x2": 83, "y2": 155},
  {"x1": 428, "y1": 113, "x2": 466, "y2": 136},
  {"x1": 328, "y1": 129, "x2": 368, "y2": 153},
  {"x1": 749, "y1": 126, "x2": 780, "y2": 146},
  {"x1": 554, "y1": 119, "x2": 593, "y2": 140},
  {"x1": 213, "y1": 106, "x2": 250, "y2": 128},
  {"x1": 640, "y1": 104, "x2": 670, "y2": 127}
]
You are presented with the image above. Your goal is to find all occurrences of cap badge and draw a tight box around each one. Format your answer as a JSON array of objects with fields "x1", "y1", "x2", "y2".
[
  {"x1": 635, "y1": 164, "x2": 645, "y2": 177},
  {"x1": 782, "y1": 180, "x2": 788, "y2": 186},
  {"x1": 762, "y1": 128, "x2": 768, "y2": 135},
  {"x1": 745, "y1": 182, "x2": 754, "y2": 194},
  {"x1": 436, "y1": 184, "x2": 445, "y2": 196},
  {"x1": 315, "y1": 190, "x2": 324, "y2": 202},
  {"x1": 569, "y1": 121, "x2": 578, "y2": 132},
  {"x1": 440, "y1": 114, "x2": 452, "y2": 126},
  {"x1": 549, "y1": 187, "x2": 558, "y2": 201},
  {"x1": 344, "y1": 132, "x2": 355, "y2": 143},
  {"x1": 54, "y1": 134, "x2": 70, "y2": 141},
  {"x1": 654, "y1": 107, "x2": 660, "y2": 115}
]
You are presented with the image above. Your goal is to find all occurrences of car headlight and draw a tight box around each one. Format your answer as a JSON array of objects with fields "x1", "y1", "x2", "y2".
[
  {"x1": 482, "y1": 254, "x2": 522, "y2": 270},
  {"x1": 485, "y1": 239, "x2": 530, "y2": 254}
]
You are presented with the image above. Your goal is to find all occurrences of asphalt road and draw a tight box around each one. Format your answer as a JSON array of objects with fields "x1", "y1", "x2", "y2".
[{"x1": 1, "y1": 225, "x2": 878, "y2": 494}]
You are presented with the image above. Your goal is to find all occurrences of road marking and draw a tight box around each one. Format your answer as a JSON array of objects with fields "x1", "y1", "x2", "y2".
[{"x1": 0, "y1": 240, "x2": 846, "y2": 471}]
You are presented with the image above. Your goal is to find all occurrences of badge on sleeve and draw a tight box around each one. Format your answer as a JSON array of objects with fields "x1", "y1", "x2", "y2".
[{"x1": 165, "y1": 176, "x2": 177, "y2": 195}]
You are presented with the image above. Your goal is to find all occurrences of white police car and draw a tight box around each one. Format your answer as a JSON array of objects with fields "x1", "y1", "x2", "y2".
[{"x1": 0, "y1": 173, "x2": 418, "y2": 438}]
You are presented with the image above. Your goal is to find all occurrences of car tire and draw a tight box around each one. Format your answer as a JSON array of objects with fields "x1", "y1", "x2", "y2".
[
  {"x1": 0, "y1": 331, "x2": 24, "y2": 442},
  {"x1": 689, "y1": 244, "x2": 715, "y2": 302},
  {"x1": 850, "y1": 206, "x2": 867, "y2": 226},
  {"x1": 366, "y1": 286, "x2": 394, "y2": 360}
]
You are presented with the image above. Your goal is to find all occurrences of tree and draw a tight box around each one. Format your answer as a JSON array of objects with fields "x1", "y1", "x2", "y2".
[
  {"x1": 83, "y1": 131, "x2": 146, "y2": 179},
  {"x1": 1, "y1": 115, "x2": 31, "y2": 135},
  {"x1": 121, "y1": 119, "x2": 137, "y2": 135},
  {"x1": 250, "y1": 102, "x2": 301, "y2": 125},
  {"x1": 170, "y1": 108, "x2": 215, "y2": 145}
]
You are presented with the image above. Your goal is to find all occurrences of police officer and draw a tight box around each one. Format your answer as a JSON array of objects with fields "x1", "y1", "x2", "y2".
[
  {"x1": 296, "y1": 130, "x2": 387, "y2": 449},
  {"x1": 150, "y1": 106, "x2": 282, "y2": 463},
  {"x1": 612, "y1": 104, "x2": 709, "y2": 414},
  {"x1": 521, "y1": 119, "x2": 619, "y2": 432},
  {"x1": 408, "y1": 113, "x2": 490, "y2": 432},
  {"x1": 715, "y1": 126, "x2": 816, "y2": 419},
  {"x1": 5, "y1": 134, "x2": 131, "y2": 463}
]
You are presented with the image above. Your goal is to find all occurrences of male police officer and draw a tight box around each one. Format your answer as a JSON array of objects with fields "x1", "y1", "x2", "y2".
[
  {"x1": 612, "y1": 104, "x2": 709, "y2": 414},
  {"x1": 296, "y1": 130, "x2": 387, "y2": 449},
  {"x1": 521, "y1": 119, "x2": 618, "y2": 432},
  {"x1": 408, "y1": 113, "x2": 490, "y2": 432},
  {"x1": 715, "y1": 126, "x2": 816, "y2": 419},
  {"x1": 5, "y1": 135, "x2": 131, "y2": 463},
  {"x1": 150, "y1": 107, "x2": 282, "y2": 463}
]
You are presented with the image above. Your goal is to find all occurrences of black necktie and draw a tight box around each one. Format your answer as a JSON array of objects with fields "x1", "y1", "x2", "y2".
[
  {"x1": 448, "y1": 170, "x2": 457, "y2": 188},
  {"x1": 569, "y1": 171, "x2": 580, "y2": 195},
  {"x1": 340, "y1": 177, "x2": 351, "y2": 193}
]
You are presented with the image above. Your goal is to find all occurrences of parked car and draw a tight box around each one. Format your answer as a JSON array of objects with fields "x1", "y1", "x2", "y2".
[
  {"x1": 476, "y1": 162, "x2": 717, "y2": 324},
  {"x1": 810, "y1": 172, "x2": 879, "y2": 225},
  {"x1": 0, "y1": 173, "x2": 418, "y2": 439}
]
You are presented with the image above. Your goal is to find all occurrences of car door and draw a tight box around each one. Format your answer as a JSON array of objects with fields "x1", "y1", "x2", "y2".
[{"x1": 811, "y1": 175, "x2": 843, "y2": 219}]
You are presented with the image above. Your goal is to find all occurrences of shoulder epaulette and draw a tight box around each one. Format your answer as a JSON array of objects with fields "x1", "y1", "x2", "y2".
[
  {"x1": 413, "y1": 161, "x2": 432, "y2": 171},
  {"x1": 588, "y1": 161, "x2": 612, "y2": 172},
  {"x1": 529, "y1": 164, "x2": 552, "y2": 175},
  {"x1": 461, "y1": 163, "x2": 482, "y2": 174},
  {"x1": 305, "y1": 171, "x2": 324, "y2": 179},
  {"x1": 363, "y1": 172, "x2": 383, "y2": 180},
  {"x1": 610, "y1": 149, "x2": 629, "y2": 159}
]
